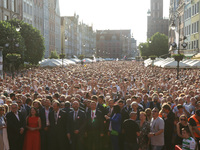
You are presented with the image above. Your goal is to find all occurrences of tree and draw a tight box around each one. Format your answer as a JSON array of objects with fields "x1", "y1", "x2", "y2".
[
  {"x1": 78, "y1": 54, "x2": 85, "y2": 60},
  {"x1": 139, "y1": 42, "x2": 149, "y2": 57},
  {"x1": 8, "y1": 20, "x2": 45, "y2": 64},
  {"x1": 149, "y1": 32, "x2": 169, "y2": 57},
  {"x1": 139, "y1": 32, "x2": 168, "y2": 57},
  {"x1": 49, "y1": 51, "x2": 59, "y2": 59},
  {"x1": 0, "y1": 21, "x2": 25, "y2": 70}
]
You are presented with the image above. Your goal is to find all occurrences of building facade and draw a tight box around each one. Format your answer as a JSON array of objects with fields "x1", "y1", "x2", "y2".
[
  {"x1": 130, "y1": 38, "x2": 138, "y2": 58},
  {"x1": 169, "y1": 0, "x2": 200, "y2": 56},
  {"x1": 147, "y1": 0, "x2": 169, "y2": 39},
  {"x1": 61, "y1": 14, "x2": 96, "y2": 58},
  {"x1": 96, "y1": 30, "x2": 132, "y2": 59},
  {"x1": 0, "y1": 0, "x2": 23, "y2": 21},
  {"x1": 55, "y1": 0, "x2": 61, "y2": 55}
]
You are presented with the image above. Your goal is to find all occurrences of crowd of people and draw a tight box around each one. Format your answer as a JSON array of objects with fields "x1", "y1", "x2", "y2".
[{"x1": 0, "y1": 61, "x2": 200, "y2": 150}]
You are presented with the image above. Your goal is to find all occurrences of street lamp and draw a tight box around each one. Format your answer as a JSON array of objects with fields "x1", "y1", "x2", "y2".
[
  {"x1": 5, "y1": 23, "x2": 21, "y2": 79},
  {"x1": 0, "y1": 46, "x2": 3, "y2": 79},
  {"x1": 170, "y1": 16, "x2": 187, "y2": 79}
]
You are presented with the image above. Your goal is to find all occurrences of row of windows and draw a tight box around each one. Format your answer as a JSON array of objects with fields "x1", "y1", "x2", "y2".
[
  {"x1": 186, "y1": 40, "x2": 199, "y2": 49},
  {"x1": 184, "y1": 2, "x2": 199, "y2": 20},
  {"x1": 23, "y1": 2, "x2": 32, "y2": 15},
  {"x1": 3, "y1": 0, "x2": 16, "y2": 12},
  {"x1": 184, "y1": 21, "x2": 199, "y2": 35},
  {"x1": 24, "y1": 18, "x2": 32, "y2": 25}
]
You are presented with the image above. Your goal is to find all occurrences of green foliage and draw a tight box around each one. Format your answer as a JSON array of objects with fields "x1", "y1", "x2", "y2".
[
  {"x1": 139, "y1": 32, "x2": 168, "y2": 57},
  {"x1": 78, "y1": 55, "x2": 85, "y2": 60},
  {"x1": 8, "y1": 19, "x2": 45, "y2": 65},
  {"x1": 49, "y1": 50, "x2": 59, "y2": 59},
  {"x1": 59, "y1": 54, "x2": 65, "y2": 59},
  {"x1": 172, "y1": 54, "x2": 185, "y2": 61},
  {"x1": 0, "y1": 20, "x2": 25, "y2": 61}
]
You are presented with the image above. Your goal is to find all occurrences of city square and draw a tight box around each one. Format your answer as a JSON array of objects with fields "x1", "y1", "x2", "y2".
[{"x1": 1, "y1": 0, "x2": 200, "y2": 150}]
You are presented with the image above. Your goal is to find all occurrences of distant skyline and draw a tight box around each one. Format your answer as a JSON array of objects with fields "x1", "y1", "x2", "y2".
[{"x1": 59, "y1": 0, "x2": 169, "y2": 45}]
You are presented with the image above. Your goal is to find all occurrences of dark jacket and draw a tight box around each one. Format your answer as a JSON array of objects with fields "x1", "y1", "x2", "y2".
[
  {"x1": 40, "y1": 107, "x2": 53, "y2": 129},
  {"x1": 6, "y1": 111, "x2": 26, "y2": 150},
  {"x1": 49, "y1": 109, "x2": 68, "y2": 150},
  {"x1": 86, "y1": 109, "x2": 104, "y2": 135},
  {"x1": 68, "y1": 109, "x2": 86, "y2": 135}
]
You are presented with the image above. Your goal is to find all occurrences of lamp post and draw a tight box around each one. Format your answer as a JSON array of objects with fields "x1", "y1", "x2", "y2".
[
  {"x1": 0, "y1": 47, "x2": 3, "y2": 79},
  {"x1": 170, "y1": 15, "x2": 187, "y2": 79},
  {"x1": 5, "y1": 20, "x2": 21, "y2": 79}
]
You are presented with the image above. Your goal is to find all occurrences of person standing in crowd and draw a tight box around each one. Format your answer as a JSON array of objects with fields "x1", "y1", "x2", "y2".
[
  {"x1": 23, "y1": 107, "x2": 41, "y2": 150},
  {"x1": 137, "y1": 111, "x2": 150, "y2": 150},
  {"x1": 105, "y1": 105, "x2": 121, "y2": 150},
  {"x1": 188, "y1": 109, "x2": 200, "y2": 149},
  {"x1": 49, "y1": 101, "x2": 68, "y2": 150},
  {"x1": 122, "y1": 111, "x2": 140, "y2": 150},
  {"x1": 6, "y1": 103, "x2": 25, "y2": 150},
  {"x1": 150, "y1": 96, "x2": 161, "y2": 110},
  {"x1": 148, "y1": 107, "x2": 164, "y2": 150},
  {"x1": 0, "y1": 105, "x2": 9, "y2": 150},
  {"x1": 40, "y1": 98, "x2": 52, "y2": 150},
  {"x1": 181, "y1": 128, "x2": 196, "y2": 150},
  {"x1": 68, "y1": 101, "x2": 86, "y2": 150},
  {"x1": 175, "y1": 114, "x2": 194, "y2": 147},
  {"x1": 162, "y1": 103, "x2": 175, "y2": 150},
  {"x1": 86, "y1": 101, "x2": 104, "y2": 150}
]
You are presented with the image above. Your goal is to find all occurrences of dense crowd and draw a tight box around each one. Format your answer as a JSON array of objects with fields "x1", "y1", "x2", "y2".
[{"x1": 0, "y1": 61, "x2": 200, "y2": 150}]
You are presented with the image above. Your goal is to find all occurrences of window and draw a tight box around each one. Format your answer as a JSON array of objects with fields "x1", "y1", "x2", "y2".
[
  {"x1": 4, "y1": 0, "x2": 8, "y2": 9},
  {"x1": 197, "y1": 21, "x2": 199, "y2": 32},
  {"x1": 11, "y1": 0, "x2": 15, "y2": 12},
  {"x1": 189, "y1": 7, "x2": 191, "y2": 17},
  {"x1": 192, "y1": 41, "x2": 194, "y2": 49},
  {"x1": 197, "y1": 2, "x2": 199, "y2": 13},
  {"x1": 4, "y1": 15, "x2": 8, "y2": 20},
  {"x1": 192, "y1": 5, "x2": 194, "y2": 15},
  {"x1": 30, "y1": 6, "x2": 32, "y2": 15},
  {"x1": 24, "y1": 2, "x2": 26, "y2": 12},
  {"x1": 195, "y1": 4, "x2": 197, "y2": 14},
  {"x1": 189, "y1": 25, "x2": 191, "y2": 35},
  {"x1": 197, "y1": 40, "x2": 199, "y2": 48}
]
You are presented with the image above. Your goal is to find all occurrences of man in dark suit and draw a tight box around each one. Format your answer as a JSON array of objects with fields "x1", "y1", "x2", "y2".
[
  {"x1": 162, "y1": 103, "x2": 175, "y2": 150},
  {"x1": 118, "y1": 100, "x2": 129, "y2": 150},
  {"x1": 86, "y1": 101, "x2": 104, "y2": 150},
  {"x1": 68, "y1": 101, "x2": 86, "y2": 150},
  {"x1": 63, "y1": 101, "x2": 73, "y2": 114},
  {"x1": 40, "y1": 98, "x2": 53, "y2": 150},
  {"x1": 49, "y1": 101, "x2": 69, "y2": 150},
  {"x1": 6, "y1": 103, "x2": 26, "y2": 150},
  {"x1": 25, "y1": 98, "x2": 32, "y2": 116}
]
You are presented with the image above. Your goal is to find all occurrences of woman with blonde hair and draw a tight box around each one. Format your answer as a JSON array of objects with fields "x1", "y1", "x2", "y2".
[
  {"x1": 175, "y1": 114, "x2": 194, "y2": 147},
  {"x1": 0, "y1": 105, "x2": 9, "y2": 150}
]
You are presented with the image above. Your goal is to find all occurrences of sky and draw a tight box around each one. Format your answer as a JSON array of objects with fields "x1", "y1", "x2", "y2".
[{"x1": 59, "y1": 0, "x2": 169, "y2": 45}]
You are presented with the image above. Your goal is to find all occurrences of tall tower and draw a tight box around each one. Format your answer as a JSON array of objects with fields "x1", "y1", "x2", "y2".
[
  {"x1": 150, "y1": 0, "x2": 163, "y2": 18},
  {"x1": 147, "y1": 0, "x2": 168, "y2": 39}
]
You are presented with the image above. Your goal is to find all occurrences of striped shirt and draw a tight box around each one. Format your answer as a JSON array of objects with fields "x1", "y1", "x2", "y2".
[{"x1": 182, "y1": 137, "x2": 196, "y2": 150}]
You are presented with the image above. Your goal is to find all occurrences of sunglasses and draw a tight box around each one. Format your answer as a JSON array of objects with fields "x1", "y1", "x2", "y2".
[
  {"x1": 181, "y1": 119, "x2": 186, "y2": 121},
  {"x1": 152, "y1": 111, "x2": 158, "y2": 113}
]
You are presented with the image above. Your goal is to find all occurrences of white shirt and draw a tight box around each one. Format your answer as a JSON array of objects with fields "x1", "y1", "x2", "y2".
[
  {"x1": 15, "y1": 112, "x2": 20, "y2": 121},
  {"x1": 74, "y1": 109, "x2": 79, "y2": 120},
  {"x1": 45, "y1": 107, "x2": 50, "y2": 126}
]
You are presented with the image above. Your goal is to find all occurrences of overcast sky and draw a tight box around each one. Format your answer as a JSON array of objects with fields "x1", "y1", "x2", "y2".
[{"x1": 59, "y1": 0, "x2": 170, "y2": 45}]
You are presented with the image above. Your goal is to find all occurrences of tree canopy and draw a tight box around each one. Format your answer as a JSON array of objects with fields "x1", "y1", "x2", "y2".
[
  {"x1": 139, "y1": 32, "x2": 169, "y2": 57},
  {"x1": 0, "y1": 19, "x2": 45, "y2": 65}
]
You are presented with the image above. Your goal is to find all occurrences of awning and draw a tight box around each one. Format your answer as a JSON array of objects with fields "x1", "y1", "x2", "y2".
[{"x1": 184, "y1": 54, "x2": 195, "y2": 57}]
